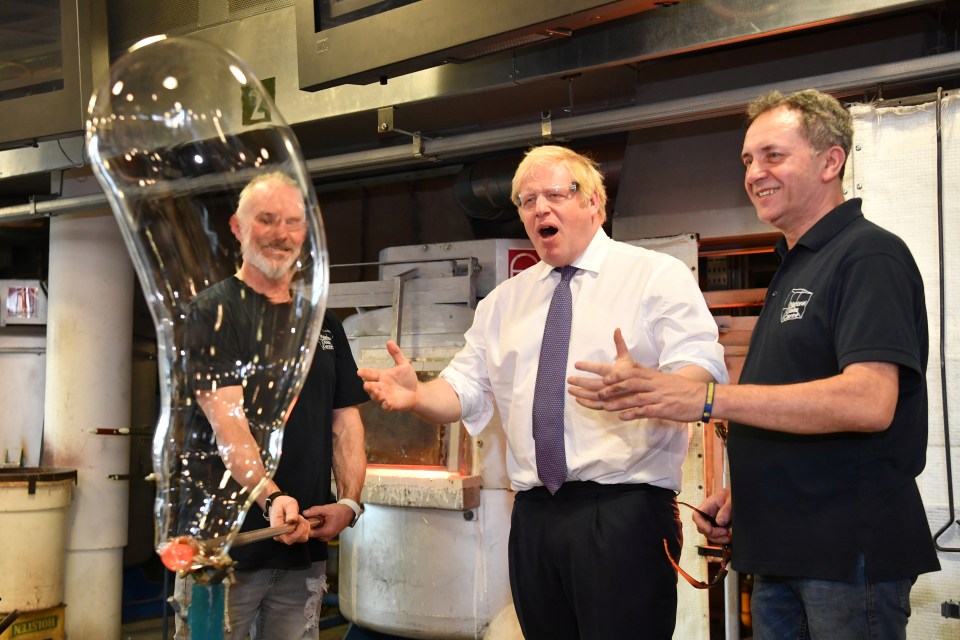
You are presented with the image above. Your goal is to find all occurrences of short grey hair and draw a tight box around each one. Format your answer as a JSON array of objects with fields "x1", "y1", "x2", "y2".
[{"x1": 236, "y1": 171, "x2": 300, "y2": 219}]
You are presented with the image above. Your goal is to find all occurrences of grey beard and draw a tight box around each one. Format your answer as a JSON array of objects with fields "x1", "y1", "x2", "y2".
[{"x1": 244, "y1": 246, "x2": 296, "y2": 281}]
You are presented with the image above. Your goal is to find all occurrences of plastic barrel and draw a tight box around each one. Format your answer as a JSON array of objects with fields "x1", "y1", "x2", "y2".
[{"x1": 0, "y1": 468, "x2": 77, "y2": 612}]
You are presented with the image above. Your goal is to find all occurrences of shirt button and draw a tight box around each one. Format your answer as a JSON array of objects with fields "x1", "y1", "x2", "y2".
[{"x1": 771, "y1": 290, "x2": 778, "y2": 297}]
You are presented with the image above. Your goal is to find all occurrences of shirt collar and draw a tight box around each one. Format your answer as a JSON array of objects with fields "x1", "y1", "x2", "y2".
[
  {"x1": 533, "y1": 227, "x2": 609, "y2": 281},
  {"x1": 776, "y1": 198, "x2": 863, "y2": 257}
]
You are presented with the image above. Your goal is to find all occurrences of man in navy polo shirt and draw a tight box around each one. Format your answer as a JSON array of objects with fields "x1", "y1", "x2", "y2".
[{"x1": 570, "y1": 89, "x2": 940, "y2": 639}]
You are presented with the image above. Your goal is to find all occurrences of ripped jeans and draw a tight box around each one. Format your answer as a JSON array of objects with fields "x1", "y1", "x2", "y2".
[{"x1": 174, "y1": 561, "x2": 328, "y2": 640}]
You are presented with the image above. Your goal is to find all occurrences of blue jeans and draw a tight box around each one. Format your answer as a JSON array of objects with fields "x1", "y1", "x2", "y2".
[
  {"x1": 174, "y1": 561, "x2": 327, "y2": 640},
  {"x1": 751, "y1": 555, "x2": 913, "y2": 640}
]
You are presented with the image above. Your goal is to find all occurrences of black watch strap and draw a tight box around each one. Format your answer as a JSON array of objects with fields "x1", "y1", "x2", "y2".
[{"x1": 263, "y1": 490, "x2": 288, "y2": 521}]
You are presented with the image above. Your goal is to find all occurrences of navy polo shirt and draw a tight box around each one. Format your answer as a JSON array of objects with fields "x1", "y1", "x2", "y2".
[{"x1": 728, "y1": 198, "x2": 940, "y2": 582}]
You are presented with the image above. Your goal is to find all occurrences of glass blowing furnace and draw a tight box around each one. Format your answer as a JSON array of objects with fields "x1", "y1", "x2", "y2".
[{"x1": 330, "y1": 239, "x2": 535, "y2": 638}]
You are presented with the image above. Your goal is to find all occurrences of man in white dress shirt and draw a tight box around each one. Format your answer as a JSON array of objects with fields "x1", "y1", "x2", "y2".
[{"x1": 358, "y1": 145, "x2": 726, "y2": 639}]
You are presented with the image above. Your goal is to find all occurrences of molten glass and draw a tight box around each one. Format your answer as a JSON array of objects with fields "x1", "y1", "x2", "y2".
[{"x1": 159, "y1": 537, "x2": 201, "y2": 572}]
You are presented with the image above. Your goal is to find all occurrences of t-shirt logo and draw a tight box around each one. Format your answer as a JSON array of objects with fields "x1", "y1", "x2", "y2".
[
  {"x1": 780, "y1": 288, "x2": 813, "y2": 322},
  {"x1": 319, "y1": 329, "x2": 334, "y2": 351}
]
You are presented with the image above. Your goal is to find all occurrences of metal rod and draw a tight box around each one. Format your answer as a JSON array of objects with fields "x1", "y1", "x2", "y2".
[
  {"x1": 88, "y1": 427, "x2": 153, "y2": 436},
  {"x1": 162, "y1": 568, "x2": 170, "y2": 640},
  {"x1": 230, "y1": 517, "x2": 322, "y2": 549},
  {"x1": 330, "y1": 257, "x2": 479, "y2": 269},
  {"x1": 931, "y1": 87, "x2": 958, "y2": 552},
  {"x1": 0, "y1": 347, "x2": 46, "y2": 355}
]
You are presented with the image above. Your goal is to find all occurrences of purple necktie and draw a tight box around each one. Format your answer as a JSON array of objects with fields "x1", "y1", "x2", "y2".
[{"x1": 533, "y1": 265, "x2": 577, "y2": 494}]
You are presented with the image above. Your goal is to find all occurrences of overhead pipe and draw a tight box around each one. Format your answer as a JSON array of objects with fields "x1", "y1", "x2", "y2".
[{"x1": 4, "y1": 50, "x2": 960, "y2": 224}]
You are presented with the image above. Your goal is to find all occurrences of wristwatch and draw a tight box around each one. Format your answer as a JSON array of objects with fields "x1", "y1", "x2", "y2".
[
  {"x1": 263, "y1": 490, "x2": 288, "y2": 521},
  {"x1": 338, "y1": 498, "x2": 365, "y2": 527}
]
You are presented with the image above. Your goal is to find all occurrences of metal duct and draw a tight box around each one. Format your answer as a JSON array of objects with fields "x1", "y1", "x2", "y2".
[
  {"x1": 295, "y1": 0, "x2": 670, "y2": 91},
  {"x1": 452, "y1": 141, "x2": 626, "y2": 221},
  {"x1": 452, "y1": 158, "x2": 519, "y2": 222}
]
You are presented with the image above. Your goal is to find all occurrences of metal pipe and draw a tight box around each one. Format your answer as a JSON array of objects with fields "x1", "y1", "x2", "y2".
[
  {"x1": 0, "y1": 347, "x2": 46, "y2": 355},
  {"x1": 230, "y1": 516, "x2": 322, "y2": 548},
  {"x1": 4, "y1": 51, "x2": 960, "y2": 223}
]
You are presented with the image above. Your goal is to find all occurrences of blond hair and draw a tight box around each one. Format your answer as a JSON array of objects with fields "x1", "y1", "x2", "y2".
[{"x1": 511, "y1": 145, "x2": 608, "y2": 223}]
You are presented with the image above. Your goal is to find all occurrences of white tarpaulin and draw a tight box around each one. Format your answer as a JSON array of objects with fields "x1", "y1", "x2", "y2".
[{"x1": 848, "y1": 94, "x2": 960, "y2": 640}]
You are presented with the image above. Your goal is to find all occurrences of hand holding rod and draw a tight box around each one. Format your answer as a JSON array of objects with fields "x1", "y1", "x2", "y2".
[{"x1": 230, "y1": 517, "x2": 322, "y2": 548}]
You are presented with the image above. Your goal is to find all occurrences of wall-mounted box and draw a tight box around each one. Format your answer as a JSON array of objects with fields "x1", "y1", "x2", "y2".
[{"x1": 0, "y1": 280, "x2": 47, "y2": 326}]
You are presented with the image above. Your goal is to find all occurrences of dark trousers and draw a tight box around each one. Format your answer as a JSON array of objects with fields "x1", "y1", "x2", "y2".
[{"x1": 508, "y1": 481, "x2": 681, "y2": 640}]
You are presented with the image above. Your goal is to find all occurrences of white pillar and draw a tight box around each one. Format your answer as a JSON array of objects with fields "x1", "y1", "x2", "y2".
[{"x1": 43, "y1": 209, "x2": 134, "y2": 640}]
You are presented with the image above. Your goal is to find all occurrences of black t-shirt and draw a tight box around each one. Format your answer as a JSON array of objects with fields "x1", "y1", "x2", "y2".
[
  {"x1": 179, "y1": 276, "x2": 368, "y2": 570},
  {"x1": 178, "y1": 277, "x2": 308, "y2": 543},
  {"x1": 232, "y1": 307, "x2": 369, "y2": 570},
  {"x1": 728, "y1": 199, "x2": 940, "y2": 582}
]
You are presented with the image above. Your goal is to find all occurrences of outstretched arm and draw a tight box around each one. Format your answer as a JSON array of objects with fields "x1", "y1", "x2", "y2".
[{"x1": 357, "y1": 340, "x2": 463, "y2": 424}]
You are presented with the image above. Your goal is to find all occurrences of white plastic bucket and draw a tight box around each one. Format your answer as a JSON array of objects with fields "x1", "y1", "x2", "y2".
[{"x1": 0, "y1": 468, "x2": 77, "y2": 612}]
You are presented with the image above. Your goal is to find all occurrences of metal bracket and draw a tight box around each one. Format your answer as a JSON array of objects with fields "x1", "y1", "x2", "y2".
[
  {"x1": 377, "y1": 106, "x2": 429, "y2": 159},
  {"x1": 410, "y1": 131, "x2": 424, "y2": 158},
  {"x1": 541, "y1": 110, "x2": 552, "y2": 138},
  {"x1": 561, "y1": 73, "x2": 581, "y2": 114},
  {"x1": 390, "y1": 267, "x2": 418, "y2": 346},
  {"x1": 376, "y1": 106, "x2": 395, "y2": 134},
  {"x1": 1, "y1": 448, "x2": 22, "y2": 468},
  {"x1": 941, "y1": 600, "x2": 960, "y2": 619}
]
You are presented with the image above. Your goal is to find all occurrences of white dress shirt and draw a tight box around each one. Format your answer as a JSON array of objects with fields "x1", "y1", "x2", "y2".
[{"x1": 440, "y1": 228, "x2": 728, "y2": 491}]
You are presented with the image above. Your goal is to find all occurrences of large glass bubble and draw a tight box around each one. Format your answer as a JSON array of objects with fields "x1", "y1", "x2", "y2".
[{"x1": 86, "y1": 36, "x2": 327, "y2": 572}]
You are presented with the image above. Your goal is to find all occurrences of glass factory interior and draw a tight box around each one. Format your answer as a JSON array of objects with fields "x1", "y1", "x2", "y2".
[{"x1": 2, "y1": 1, "x2": 960, "y2": 639}]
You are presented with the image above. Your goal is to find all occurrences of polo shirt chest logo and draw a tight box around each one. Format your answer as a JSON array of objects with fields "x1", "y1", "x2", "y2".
[
  {"x1": 319, "y1": 329, "x2": 334, "y2": 351},
  {"x1": 780, "y1": 288, "x2": 813, "y2": 323}
]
